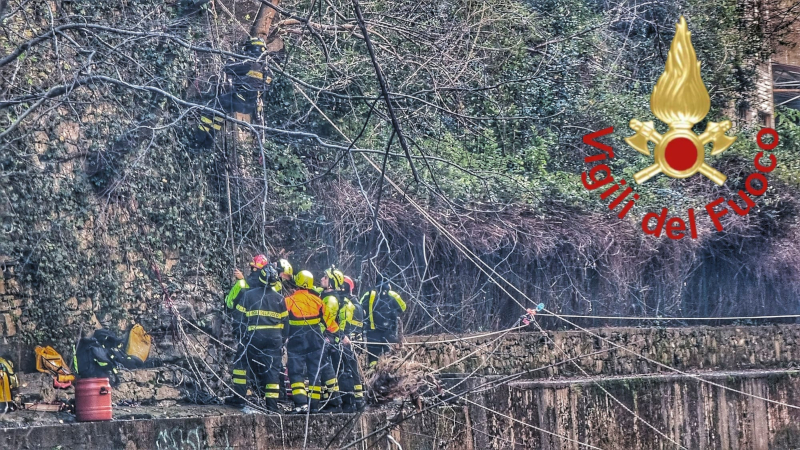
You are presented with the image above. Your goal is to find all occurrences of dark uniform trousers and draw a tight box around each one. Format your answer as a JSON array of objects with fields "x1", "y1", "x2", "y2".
[
  {"x1": 331, "y1": 343, "x2": 364, "y2": 407},
  {"x1": 231, "y1": 330, "x2": 283, "y2": 411},
  {"x1": 286, "y1": 325, "x2": 340, "y2": 410},
  {"x1": 319, "y1": 338, "x2": 341, "y2": 408},
  {"x1": 286, "y1": 325, "x2": 323, "y2": 408},
  {"x1": 366, "y1": 328, "x2": 398, "y2": 366}
]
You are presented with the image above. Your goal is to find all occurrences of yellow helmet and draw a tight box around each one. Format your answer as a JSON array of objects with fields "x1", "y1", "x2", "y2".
[
  {"x1": 294, "y1": 270, "x2": 314, "y2": 289},
  {"x1": 278, "y1": 259, "x2": 293, "y2": 277},
  {"x1": 324, "y1": 267, "x2": 345, "y2": 290}
]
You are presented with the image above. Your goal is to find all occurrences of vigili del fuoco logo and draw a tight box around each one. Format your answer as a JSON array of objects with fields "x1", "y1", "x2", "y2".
[{"x1": 580, "y1": 16, "x2": 780, "y2": 240}]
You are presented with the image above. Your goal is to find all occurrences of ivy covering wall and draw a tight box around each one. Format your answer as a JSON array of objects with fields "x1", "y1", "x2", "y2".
[{"x1": 0, "y1": 0, "x2": 798, "y2": 347}]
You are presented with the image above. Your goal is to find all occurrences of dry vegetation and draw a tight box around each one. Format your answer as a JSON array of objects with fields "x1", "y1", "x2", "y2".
[{"x1": 0, "y1": 0, "x2": 799, "y2": 346}]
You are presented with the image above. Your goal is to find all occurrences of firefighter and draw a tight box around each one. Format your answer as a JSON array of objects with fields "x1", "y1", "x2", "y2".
[
  {"x1": 317, "y1": 267, "x2": 347, "y2": 412},
  {"x1": 337, "y1": 275, "x2": 366, "y2": 412},
  {"x1": 228, "y1": 265, "x2": 287, "y2": 412},
  {"x1": 284, "y1": 270, "x2": 340, "y2": 414},
  {"x1": 221, "y1": 37, "x2": 273, "y2": 117},
  {"x1": 189, "y1": 37, "x2": 271, "y2": 148},
  {"x1": 225, "y1": 254, "x2": 269, "y2": 311},
  {"x1": 361, "y1": 276, "x2": 407, "y2": 367},
  {"x1": 273, "y1": 258, "x2": 293, "y2": 292},
  {"x1": 271, "y1": 258, "x2": 294, "y2": 401},
  {"x1": 191, "y1": 112, "x2": 224, "y2": 149}
]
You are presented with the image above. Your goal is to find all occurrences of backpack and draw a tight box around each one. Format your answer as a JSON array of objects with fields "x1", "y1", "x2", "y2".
[
  {"x1": 125, "y1": 324, "x2": 152, "y2": 362},
  {"x1": 0, "y1": 356, "x2": 19, "y2": 408},
  {"x1": 35, "y1": 346, "x2": 75, "y2": 388}
]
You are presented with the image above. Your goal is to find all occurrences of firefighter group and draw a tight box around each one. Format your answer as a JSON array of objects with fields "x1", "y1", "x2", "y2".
[
  {"x1": 225, "y1": 255, "x2": 406, "y2": 414},
  {"x1": 186, "y1": 37, "x2": 410, "y2": 414}
]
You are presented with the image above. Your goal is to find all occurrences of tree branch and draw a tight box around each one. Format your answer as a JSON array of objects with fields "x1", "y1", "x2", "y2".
[{"x1": 351, "y1": 0, "x2": 419, "y2": 182}]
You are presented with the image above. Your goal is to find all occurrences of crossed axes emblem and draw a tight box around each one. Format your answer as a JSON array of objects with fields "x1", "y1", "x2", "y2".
[
  {"x1": 626, "y1": 119, "x2": 736, "y2": 186},
  {"x1": 625, "y1": 16, "x2": 737, "y2": 187}
]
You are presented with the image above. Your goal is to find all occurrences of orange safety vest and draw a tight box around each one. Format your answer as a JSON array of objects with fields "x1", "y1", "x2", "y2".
[{"x1": 285, "y1": 289, "x2": 324, "y2": 325}]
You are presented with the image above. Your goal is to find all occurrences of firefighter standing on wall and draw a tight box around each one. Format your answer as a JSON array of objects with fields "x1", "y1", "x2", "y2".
[
  {"x1": 361, "y1": 276, "x2": 407, "y2": 367},
  {"x1": 336, "y1": 275, "x2": 366, "y2": 412},
  {"x1": 228, "y1": 265, "x2": 288, "y2": 412},
  {"x1": 284, "y1": 270, "x2": 340, "y2": 414}
]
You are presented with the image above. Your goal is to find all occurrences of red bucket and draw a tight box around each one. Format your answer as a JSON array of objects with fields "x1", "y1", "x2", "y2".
[{"x1": 75, "y1": 378, "x2": 112, "y2": 422}]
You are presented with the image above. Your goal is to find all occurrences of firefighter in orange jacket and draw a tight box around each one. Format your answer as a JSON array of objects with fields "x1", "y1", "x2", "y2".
[{"x1": 284, "y1": 270, "x2": 341, "y2": 414}]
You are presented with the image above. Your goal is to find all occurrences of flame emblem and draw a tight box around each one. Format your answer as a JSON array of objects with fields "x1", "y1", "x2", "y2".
[{"x1": 625, "y1": 16, "x2": 736, "y2": 186}]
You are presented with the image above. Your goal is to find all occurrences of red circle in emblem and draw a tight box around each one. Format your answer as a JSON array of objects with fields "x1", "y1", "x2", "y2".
[{"x1": 664, "y1": 137, "x2": 698, "y2": 171}]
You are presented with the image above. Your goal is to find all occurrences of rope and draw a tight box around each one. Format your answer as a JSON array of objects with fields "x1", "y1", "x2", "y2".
[
  {"x1": 348, "y1": 164, "x2": 800, "y2": 412},
  {"x1": 537, "y1": 313, "x2": 800, "y2": 321},
  {"x1": 274, "y1": 63, "x2": 800, "y2": 434},
  {"x1": 350, "y1": 326, "x2": 524, "y2": 346},
  {"x1": 531, "y1": 320, "x2": 686, "y2": 449},
  {"x1": 359, "y1": 154, "x2": 800, "y2": 412}
]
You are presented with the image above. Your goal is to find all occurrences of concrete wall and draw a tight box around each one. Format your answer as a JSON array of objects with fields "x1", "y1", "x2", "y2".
[
  {"x1": 405, "y1": 325, "x2": 800, "y2": 377},
  {"x1": 0, "y1": 408, "x2": 471, "y2": 450},
  {"x1": 470, "y1": 371, "x2": 800, "y2": 450},
  {"x1": 3, "y1": 325, "x2": 800, "y2": 449},
  {"x1": 3, "y1": 371, "x2": 799, "y2": 450}
]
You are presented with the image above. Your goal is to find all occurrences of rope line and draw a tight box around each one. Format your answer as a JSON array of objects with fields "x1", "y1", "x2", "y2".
[
  {"x1": 531, "y1": 319, "x2": 686, "y2": 449},
  {"x1": 358, "y1": 155, "x2": 800, "y2": 412},
  {"x1": 197, "y1": 64, "x2": 800, "y2": 450},
  {"x1": 538, "y1": 313, "x2": 800, "y2": 321},
  {"x1": 347, "y1": 158, "x2": 800, "y2": 412}
]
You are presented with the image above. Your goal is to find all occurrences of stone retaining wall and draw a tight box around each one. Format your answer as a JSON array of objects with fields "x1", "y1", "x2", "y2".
[
  {"x1": 405, "y1": 324, "x2": 800, "y2": 377},
  {"x1": 3, "y1": 325, "x2": 800, "y2": 449},
  {"x1": 475, "y1": 370, "x2": 800, "y2": 450}
]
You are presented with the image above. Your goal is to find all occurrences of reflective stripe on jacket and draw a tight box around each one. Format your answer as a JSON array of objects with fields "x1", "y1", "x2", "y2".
[
  {"x1": 285, "y1": 289, "x2": 324, "y2": 325},
  {"x1": 338, "y1": 297, "x2": 364, "y2": 336},
  {"x1": 361, "y1": 290, "x2": 406, "y2": 330},
  {"x1": 239, "y1": 285, "x2": 288, "y2": 337}
]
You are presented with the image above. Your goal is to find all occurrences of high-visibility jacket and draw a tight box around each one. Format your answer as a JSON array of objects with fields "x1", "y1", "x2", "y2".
[
  {"x1": 285, "y1": 289, "x2": 338, "y2": 332},
  {"x1": 320, "y1": 289, "x2": 341, "y2": 333},
  {"x1": 223, "y1": 60, "x2": 271, "y2": 92},
  {"x1": 237, "y1": 284, "x2": 289, "y2": 337},
  {"x1": 338, "y1": 296, "x2": 364, "y2": 337},
  {"x1": 320, "y1": 292, "x2": 340, "y2": 334},
  {"x1": 361, "y1": 289, "x2": 406, "y2": 331},
  {"x1": 225, "y1": 270, "x2": 261, "y2": 310}
]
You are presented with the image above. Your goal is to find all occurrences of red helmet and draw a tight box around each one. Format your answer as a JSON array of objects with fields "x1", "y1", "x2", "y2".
[
  {"x1": 249, "y1": 254, "x2": 269, "y2": 269},
  {"x1": 343, "y1": 276, "x2": 355, "y2": 295}
]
